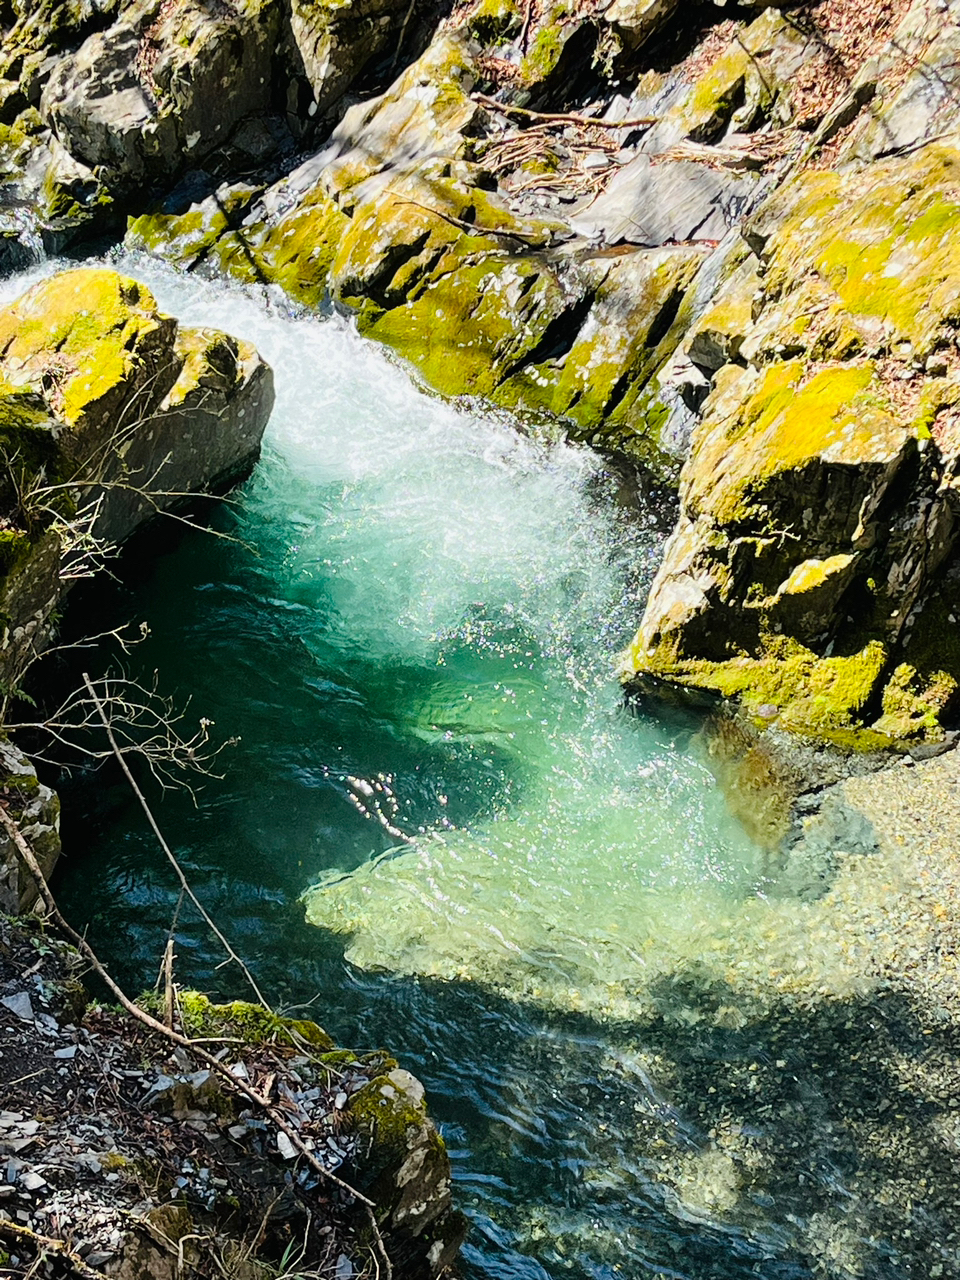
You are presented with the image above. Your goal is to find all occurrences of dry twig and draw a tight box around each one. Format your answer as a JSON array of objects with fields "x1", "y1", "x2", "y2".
[
  {"x1": 81, "y1": 672, "x2": 269, "y2": 1011},
  {"x1": 474, "y1": 91, "x2": 656, "y2": 129}
]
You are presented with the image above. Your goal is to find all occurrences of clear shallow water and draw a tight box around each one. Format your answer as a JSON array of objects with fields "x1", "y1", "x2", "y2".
[{"x1": 9, "y1": 255, "x2": 825, "y2": 1278}]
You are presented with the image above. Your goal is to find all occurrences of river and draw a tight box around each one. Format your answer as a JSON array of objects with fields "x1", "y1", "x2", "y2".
[{"x1": 2, "y1": 254, "x2": 884, "y2": 1280}]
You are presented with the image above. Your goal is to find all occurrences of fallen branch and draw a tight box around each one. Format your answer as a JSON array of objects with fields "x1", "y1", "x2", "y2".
[
  {"x1": 474, "y1": 92, "x2": 657, "y2": 129},
  {"x1": 0, "y1": 803, "x2": 394, "y2": 1280},
  {"x1": 0, "y1": 1219, "x2": 109, "y2": 1280},
  {"x1": 390, "y1": 195, "x2": 546, "y2": 246}
]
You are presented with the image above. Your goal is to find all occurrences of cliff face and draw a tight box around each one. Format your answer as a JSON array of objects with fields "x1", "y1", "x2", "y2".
[{"x1": 10, "y1": 0, "x2": 957, "y2": 747}]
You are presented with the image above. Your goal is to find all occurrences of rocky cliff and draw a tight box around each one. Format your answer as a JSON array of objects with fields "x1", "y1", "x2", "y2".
[{"x1": 6, "y1": 0, "x2": 958, "y2": 747}]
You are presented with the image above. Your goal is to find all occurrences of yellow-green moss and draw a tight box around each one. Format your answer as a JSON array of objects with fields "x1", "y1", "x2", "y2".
[
  {"x1": 347, "y1": 1071, "x2": 448, "y2": 1201},
  {"x1": 690, "y1": 360, "x2": 908, "y2": 525},
  {"x1": 627, "y1": 631, "x2": 892, "y2": 743},
  {"x1": 253, "y1": 189, "x2": 348, "y2": 306},
  {"x1": 0, "y1": 269, "x2": 169, "y2": 430},
  {"x1": 757, "y1": 146, "x2": 960, "y2": 358},
  {"x1": 162, "y1": 991, "x2": 334, "y2": 1050},
  {"x1": 468, "y1": 0, "x2": 522, "y2": 44},
  {"x1": 521, "y1": 22, "x2": 565, "y2": 84},
  {"x1": 127, "y1": 206, "x2": 229, "y2": 261}
]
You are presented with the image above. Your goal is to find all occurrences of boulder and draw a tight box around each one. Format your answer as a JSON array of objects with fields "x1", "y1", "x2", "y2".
[
  {"x1": 288, "y1": 0, "x2": 423, "y2": 119},
  {"x1": 40, "y1": 0, "x2": 282, "y2": 190},
  {"x1": 624, "y1": 143, "x2": 960, "y2": 744},
  {"x1": 0, "y1": 267, "x2": 274, "y2": 686}
]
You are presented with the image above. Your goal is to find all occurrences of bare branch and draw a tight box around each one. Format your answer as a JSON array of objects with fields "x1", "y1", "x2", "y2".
[{"x1": 82, "y1": 671, "x2": 267, "y2": 1009}]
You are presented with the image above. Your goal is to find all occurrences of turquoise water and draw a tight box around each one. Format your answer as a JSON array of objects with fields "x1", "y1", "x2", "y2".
[{"x1": 10, "y1": 256, "x2": 837, "y2": 1279}]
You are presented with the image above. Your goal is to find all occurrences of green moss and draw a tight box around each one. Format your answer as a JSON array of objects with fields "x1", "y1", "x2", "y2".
[
  {"x1": 468, "y1": 0, "x2": 522, "y2": 45},
  {"x1": 319, "y1": 1048, "x2": 359, "y2": 1067},
  {"x1": 160, "y1": 991, "x2": 335, "y2": 1050},
  {"x1": 0, "y1": 528, "x2": 31, "y2": 578},
  {"x1": 690, "y1": 360, "x2": 907, "y2": 526},
  {"x1": 0, "y1": 269, "x2": 168, "y2": 430},
  {"x1": 627, "y1": 631, "x2": 893, "y2": 745},
  {"x1": 521, "y1": 23, "x2": 564, "y2": 84},
  {"x1": 252, "y1": 190, "x2": 348, "y2": 306},
  {"x1": 0, "y1": 386, "x2": 59, "y2": 490},
  {"x1": 758, "y1": 146, "x2": 960, "y2": 358},
  {"x1": 347, "y1": 1071, "x2": 448, "y2": 1201}
]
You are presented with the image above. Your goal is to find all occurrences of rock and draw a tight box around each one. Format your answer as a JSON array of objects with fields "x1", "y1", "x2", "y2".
[
  {"x1": 623, "y1": 140, "x2": 960, "y2": 744},
  {"x1": 843, "y1": 0, "x2": 960, "y2": 161},
  {"x1": 0, "y1": 268, "x2": 272, "y2": 898},
  {"x1": 346, "y1": 1067, "x2": 466, "y2": 1279},
  {"x1": 287, "y1": 0, "x2": 420, "y2": 121},
  {"x1": 0, "y1": 992, "x2": 34, "y2": 1021},
  {"x1": 40, "y1": 0, "x2": 282, "y2": 190},
  {"x1": 602, "y1": 0, "x2": 679, "y2": 54},
  {"x1": 570, "y1": 153, "x2": 757, "y2": 249},
  {"x1": 0, "y1": 266, "x2": 273, "y2": 559},
  {"x1": 0, "y1": 739, "x2": 60, "y2": 915}
]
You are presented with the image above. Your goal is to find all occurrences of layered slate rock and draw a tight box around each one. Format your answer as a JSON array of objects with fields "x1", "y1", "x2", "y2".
[
  {"x1": 624, "y1": 142, "x2": 960, "y2": 745},
  {"x1": 40, "y1": 0, "x2": 282, "y2": 190}
]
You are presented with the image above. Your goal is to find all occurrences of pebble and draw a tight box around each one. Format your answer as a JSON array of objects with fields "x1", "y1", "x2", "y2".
[{"x1": 1, "y1": 993, "x2": 33, "y2": 1021}]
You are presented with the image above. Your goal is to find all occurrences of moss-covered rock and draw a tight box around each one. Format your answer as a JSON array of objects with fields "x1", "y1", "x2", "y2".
[
  {"x1": 0, "y1": 735, "x2": 60, "y2": 913},
  {"x1": 745, "y1": 145, "x2": 960, "y2": 362},
  {"x1": 622, "y1": 130, "x2": 960, "y2": 746},
  {"x1": 347, "y1": 1065, "x2": 466, "y2": 1278},
  {"x1": 624, "y1": 347, "x2": 960, "y2": 744},
  {"x1": 0, "y1": 265, "x2": 273, "y2": 764},
  {"x1": 168, "y1": 990, "x2": 335, "y2": 1049}
]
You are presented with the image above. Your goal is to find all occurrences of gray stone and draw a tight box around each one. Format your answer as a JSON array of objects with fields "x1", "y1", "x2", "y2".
[
  {"x1": 570, "y1": 153, "x2": 757, "y2": 248},
  {"x1": 0, "y1": 739, "x2": 60, "y2": 917},
  {"x1": 40, "y1": 0, "x2": 281, "y2": 189},
  {"x1": 0, "y1": 992, "x2": 34, "y2": 1022}
]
